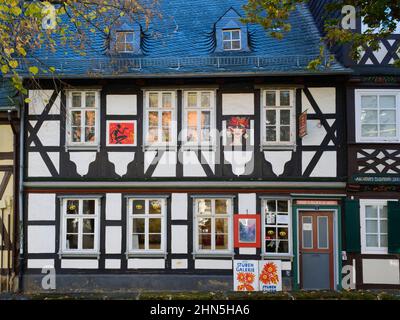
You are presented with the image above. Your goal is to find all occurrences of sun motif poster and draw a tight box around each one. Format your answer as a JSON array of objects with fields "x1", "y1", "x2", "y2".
[
  {"x1": 233, "y1": 260, "x2": 259, "y2": 292},
  {"x1": 258, "y1": 260, "x2": 282, "y2": 292},
  {"x1": 106, "y1": 120, "x2": 136, "y2": 146}
]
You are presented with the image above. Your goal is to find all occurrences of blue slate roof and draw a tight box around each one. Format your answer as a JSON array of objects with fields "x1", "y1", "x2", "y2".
[
  {"x1": 0, "y1": 79, "x2": 18, "y2": 111},
  {"x1": 18, "y1": 0, "x2": 350, "y2": 77}
]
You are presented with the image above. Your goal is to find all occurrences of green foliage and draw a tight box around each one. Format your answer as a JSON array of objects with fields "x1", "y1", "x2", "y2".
[{"x1": 242, "y1": 0, "x2": 400, "y2": 69}]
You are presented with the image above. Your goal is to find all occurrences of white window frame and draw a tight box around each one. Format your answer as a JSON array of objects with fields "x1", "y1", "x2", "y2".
[
  {"x1": 127, "y1": 198, "x2": 167, "y2": 254},
  {"x1": 60, "y1": 197, "x2": 100, "y2": 255},
  {"x1": 143, "y1": 91, "x2": 177, "y2": 149},
  {"x1": 261, "y1": 198, "x2": 292, "y2": 257},
  {"x1": 222, "y1": 29, "x2": 242, "y2": 51},
  {"x1": 355, "y1": 89, "x2": 400, "y2": 143},
  {"x1": 182, "y1": 90, "x2": 216, "y2": 148},
  {"x1": 116, "y1": 31, "x2": 135, "y2": 53},
  {"x1": 261, "y1": 89, "x2": 296, "y2": 148},
  {"x1": 66, "y1": 90, "x2": 101, "y2": 149},
  {"x1": 193, "y1": 197, "x2": 233, "y2": 255},
  {"x1": 360, "y1": 199, "x2": 389, "y2": 254}
]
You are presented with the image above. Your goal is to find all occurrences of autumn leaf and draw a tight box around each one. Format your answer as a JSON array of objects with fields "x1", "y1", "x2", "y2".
[{"x1": 29, "y1": 66, "x2": 39, "y2": 75}]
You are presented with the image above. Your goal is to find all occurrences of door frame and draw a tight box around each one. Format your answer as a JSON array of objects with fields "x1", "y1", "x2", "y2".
[{"x1": 292, "y1": 204, "x2": 342, "y2": 291}]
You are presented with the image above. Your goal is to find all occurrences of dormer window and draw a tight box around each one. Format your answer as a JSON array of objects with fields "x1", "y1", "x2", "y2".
[
  {"x1": 223, "y1": 29, "x2": 241, "y2": 51},
  {"x1": 116, "y1": 31, "x2": 135, "y2": 53}
]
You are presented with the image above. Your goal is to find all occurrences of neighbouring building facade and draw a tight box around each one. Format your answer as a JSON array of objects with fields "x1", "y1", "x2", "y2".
[{"x1": 17, "y1": 0, "x2": 399, "y2": 292}]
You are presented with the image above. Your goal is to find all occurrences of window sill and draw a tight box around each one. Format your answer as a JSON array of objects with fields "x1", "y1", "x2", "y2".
[
  {"x1": 261, "y1": 254, "x2": 293, "y2": 260},
  {"x1": 356, "y1": 140, "x2": 400, "y2": 144},
  {"x1": 65, "y1": 145, "x2": 100, "y2": 152},
  {"x1": 192, "y1": 252, "x2": 235, "y2": 259},
  {"x1": 126, "y1": 252, "x2": 167, "y2": 259},
  {"x1": 181, "y1": 144, "x2": 217, "y2": 151},
  {"x1": 261, "y1": 145, "x2": 297, "y2": 152},
  {"x1": 58, "y1": 252, "x2": 100, "y2": 259},
  {"x1": 142, "y1": 145, "x2": 177, "y2": 152}
]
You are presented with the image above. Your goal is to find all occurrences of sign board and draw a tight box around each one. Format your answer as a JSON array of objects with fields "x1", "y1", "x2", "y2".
[
  {"x1": 298, "y1": 111, "x2": 307, "y2": 138},
  {"x1": 233, "y1": 260, "x2": 259, "y2": 291},
  {"x1": 259, "y1": 260, "x2": 282, "y2": 292},
  {"x1": 296, "y1": 200, "x2": 338, "y2": 206},
  {"x1": 351, "y1": 175, "x2": 400, "y2": 185}
]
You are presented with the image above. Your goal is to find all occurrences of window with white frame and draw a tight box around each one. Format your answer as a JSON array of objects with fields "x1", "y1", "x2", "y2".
[
  {"x1": 222, "y1": 29, "x2": 241, "y2": 51},
  {"x1": 128, "y1": 198, "x2": 166, "y2": 253},
  {"x1": 262, "y1": 199, "x2": 291, "y2": 255},
  {"x1": 360, "y1": 200, "x2": 388, "y2": 254},
  {"x1": 356, "y1": 90, "x2": 400, "y2": 142},
  {"x1": 262, "y1": 89, "x2": 295, "y2": 146},
  {"x1": 144, "y1": 91, "x2": 176, "y2": 146},
  {"x1": 61, "y1": 198, "x2": 100, "y2": 253},
  {"x1": 194, "y1": 198, "x2": 233, "y2": 253},
  {"x1": 67, "y1": 91, "x2": 100, "y2": 147},
  {"x1": 116, "y1": 31, "x2": 135, "y2": 53},
  {"x1": 183, "y1": 91, "x2": 215, "y2": 146}
]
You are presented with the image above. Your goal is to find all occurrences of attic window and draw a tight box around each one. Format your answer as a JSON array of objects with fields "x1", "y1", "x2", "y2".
[
  {"x1": 223, "y1": 29, "x2": 241, "y2": 51},
  {"x1": 116, "y1": 31, "x2": 135, "y2": 53}
]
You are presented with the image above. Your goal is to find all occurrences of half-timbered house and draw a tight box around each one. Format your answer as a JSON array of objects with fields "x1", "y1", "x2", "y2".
[{"x1": 21, "y1": 0, "x2": 400, "y2": 293}]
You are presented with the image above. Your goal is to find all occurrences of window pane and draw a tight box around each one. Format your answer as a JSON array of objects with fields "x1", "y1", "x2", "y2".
[
  {"x1": 266, "y1": 91, "x2": 276, "y2": 106},
  {"x1": 215, "y1": 218, "x2": 228, "y2": 233},
  {"x1": 197, "y1": 199, "x2": 211, "y2": 215},
  {"x1": 162, "y1": 111, "x2": 171, "y2": 127},
  {"x1": 366, "y1": 220, "x2": 378, "y2": 233},
  {"x1": 125, "y1": 43, "x2": 133, "y2": 52},
  {"x1": 278, "y1": 227, "x2": 288, "y2": 240},
  {"x1": 72, "y1": 111, "x2": 81, "y2": 126},
  {"x1": 265, "y1": 240, "x2": 277, "y2": 253},
  {"x1": 361, "y1": 110, "x2": 378, "y2": 124},
  {"x1": 83, "y1": 200, "x2": 95, "y2": 215},
  {"x1": 72, "y1": 127, "x2": 81, "y2": 142},
  {"x1": 187, "y1": 111, "x2": 197, "y2": 127},
  {"x1": 265, "y1": 227, "x2": 276, "y2": 240},
  {"x1": 201, "y1": 128, "x2": 210, "y2": 142},
  {"x1": 381, "y1": 206, "x2": 387, "y2": 218},
  {"x1": 188, "y1": 93, "x2": 197, "y2": 107},
  {"x1": 149, "y1": 93, "x2": 158, "y2": 108},
  {"x1": 201, "y1": 111, "x2": 210, "y2": 127},
  {"x1": 266, "y1": 127, "x2": 276, "y2": 141},
  {"x1": 380, "y1": 110, "x2": 396, "y2": 124},
  {"x1": 361, "y1": 95, "x2": 377, "y2": 108},
  {"x1": 318, "y1": 217, "x2": 328, "y2": 249},
  {"x1": 266, "y1": 110, "x2": 276, "y2": 125},
  {"x1": 267, "y1": 200, "x2": 276, "y2": 212},
  {"x1": 187, "y1": 127, "x2": 197, "y2": 142},
  {"x1": 201, "y1": 92, "x2": 211, "y2": 108},
  {"x1": 232, "y1": 40, "x2": 241, "y2": 49},
  {"x1": 162, "y1": 93, "x2": 172, "y2": 108},
  {"x1": 162, "y1": 128, "x2": 170, "y2": 142},
  {"x1": 215, "y1": 234, "x2": 228, "y2": 250},
  {"x1": 149, "y1": 234, "x2": 161, "y2": 250},
  {"x1": 132, "y1": 218, "x2": 145, "y2": 233},
  {"x1": 277, "y1": 241, "x2": 289, "y2": 253},
  {"x1": 82, "y1": 235, "x2": 94, "y2": 249},
  {"x1": 223, "y1": 31, "x2": 230, "y2": 40},
  {"x1": 85, "y1": 93, "x2": 95, "y2": 108},
  {"x1": 149, "y1": 200, "x2": 162, "y2": 214},
  {"x1": 380, "y1": 220, "x2": 387, "y2": 234},
  {"x1": 72, "y1": 93, "x2": 81, "y2": 108},
  {"x1": 149, "y1": 218, "x2": 161, "y2": 233},
  {"x1": 361, "y1": 124, "x2": 378, "y2": 137},
  {"x1": 366, "y1": 205, "x2": 378, "y2": 218},
  {"x1": 232, "y1": 30, "x2": 240, "y2": 40},
  {"x1": 280, "y1": 91, "x2": 290, "y2": 106},
  {"x1": 66, "y1": 219, "x2": 78, "y2": 233},
  {"x1": 198, "y1": 234, "x2": 211, "y2": 250},
  {"x1": 85, "y1": 127, "x2": 95, "y2": 142},
  {"x1": 132, "y1": 234, "x2": 145, "y2": 250},
  {"x1": 66, "y1": 200, "x2": 79, "y2": 215},
  {"x1": 380, "y1": 95, "x2": 396, "y2": 108},
  {"x1": 277, "y1": 200, "x2": 288, "y2": 213},
  {"x1": 366, "y1": 234, "x2": 378, "y2": 247},
  {"x1": 66, "y1": 234, "x2": 78, "y2": 249},
  {"x1": 125, "y1": 32, "x2": 134, "y2": 43},
  {"x1": 280, "y1": 126, "x2": 290, "y2": 142},
  {"x1": 116, "y1": 42, "x2": 125, "y2": 52},
  {"x1": 85, "y1": 111, "x2": 95, "y2": 126},
  {"x1": 302, "y1": 217, "x2": 313, "y2": 249},
  {"x1": 215, "y1": 199, "x2": 228, "y2": 214},
  {"x1": 148, "y1": 111, "x2": 158, "y2": 126},
  {"x1": 132, "y1": 200, "x2": 145, "y2": 215},
  {"x1": 223, "y1": 41, "x2": 231, "y2": 50},
  {"x1": 198, "y1": 218, "x2": 211, "y2": 233},
  {"x1": 380, "y1": 235, "x2": 388, "y2": 247},
  {"x1": 83, "y1": 219, "x2": 95, "y2": 233},
  {"x1": 380, "y1": 125, "x2": 396, "y2": 137},
  {"x1": 280, "y1": 110, "x2": 290, "y2": 125}
]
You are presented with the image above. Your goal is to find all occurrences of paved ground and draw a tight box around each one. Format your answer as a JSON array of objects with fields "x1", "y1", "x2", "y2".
[{"x1": 1, "y1": 290, "x2": 400, "y2": 300}]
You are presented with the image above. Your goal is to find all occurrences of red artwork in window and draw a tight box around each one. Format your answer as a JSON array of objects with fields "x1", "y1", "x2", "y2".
[
  {"x1": 234, "y1": 214, "x2": 261, "y2": 248},
  {"x1": 107, "y1": 121, "x2": 136, "y2": 146}
]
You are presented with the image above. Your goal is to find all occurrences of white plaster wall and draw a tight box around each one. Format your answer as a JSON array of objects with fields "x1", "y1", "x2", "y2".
[
  {"x1": 222, "y1": 93, "x2": 254, "y2": 115},
  {"x1": 171, "y1": 259, "x2": 188, "y2": 269},
  {"x1": 152, "y1": 151, "x2": 177, "y2": 177},
  {"x1": 29, "y1": 90, "x2": 60, "y2": 115},
  {"x1": 69, "y1": 152, "x2": 97, "y2": 176},
  {"x1": 105, "y1": 226, "x2": 122, "y2": 254},
  {"x1": 61, "y1": 259, "x2": 99, "y2": 269},
  {"x1": 171, "y1": 225, "x2": 188, "y2": 254},
  {"x1": 183, "y1": 151, "x2": 206, "y2": 177},
  {"x1": 264, "y1": 151, "x2": 293, "y2": 176},
  {"x1": 238, "y1": 193, "x2": 256, "y2": 214},
  {"x1": 27, "y1": 259, "x2": 55, "y2": 269},
  {"x1": 195, "y1": 259, "x2": 232, "y2": 270},
  {"x1": 302, "y1": 88, "x2": 336, "y2": 114},
  {"x1": 29, "y1": 121, "x2": 60, "y2": 146},
  {"x1": 28, "y1": 194, "x2": 56, "y2": 221},
  {"x1": 302, "y1": 151, "x2": 337, "y2": 177},
  {"x1": 362, "y1": 259, "x2": 400, "y2": 284},
  {"x1": 171, "y1": 193, "x2": 188, "y2": 220},
  {"x1": 28, "y1": 152, "x2": 59, "y2": 177},
  {"x1": 128, "y1": 259, "x2": 165, "y2": 269},
  {"x1": 106, "y1": 193, "x2": 122, "y2": 221},
  {"x1": 106, "y1": 95, "x2": 137, "y2": 115},
  {"x1": 108, "y1": 152, "x2": 135, "y2": 176},
  {"x1": 27, "y1": 226, "x2": 55, "y2": 253},
  {"x1": 239, "y1": 248, "x2": 257, "y2": 255},
  {"x1": 105, "y1": 259, "x2": 121, "y2": 269}
]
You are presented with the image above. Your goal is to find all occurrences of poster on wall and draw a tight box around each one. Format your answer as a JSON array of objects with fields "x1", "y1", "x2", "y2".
[
  {"x1": 298, "y1": 110, "x2": 307, "y2": 138},
  {"x1": 107, "y1": 120, "x2": 137, "y2": 146},
  {"x1": 258, "y1": 260, "x2": 282, "y2": 292},
  {"x1": 234, "y1": 214, "x2": 261, "y2": 248},
  {"x1": 233, "y1": 260, "x2": 259, "y2": 292},
  {"x1": 224, "y1": 116, "x2": 252, "y2": 146}
]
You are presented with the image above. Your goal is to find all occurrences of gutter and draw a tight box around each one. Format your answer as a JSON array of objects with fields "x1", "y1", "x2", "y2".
[{"x1": 17, "y1": 94, "x2": 24, "y2": 293}]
